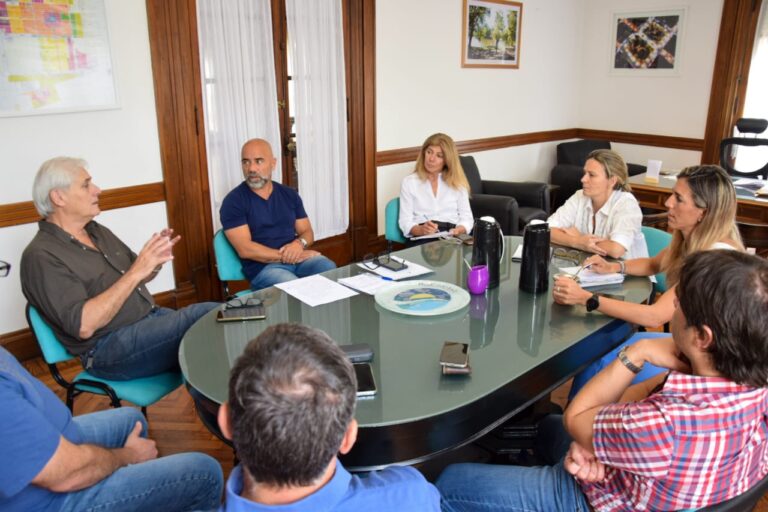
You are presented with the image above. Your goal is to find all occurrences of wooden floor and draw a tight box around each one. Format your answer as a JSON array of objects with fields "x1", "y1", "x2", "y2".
[{"x1": 23, "y1": 357, "x2": 768, "y2": 511}]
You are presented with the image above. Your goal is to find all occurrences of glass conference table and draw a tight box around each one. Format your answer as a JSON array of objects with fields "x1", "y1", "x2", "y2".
[{"x1": 179, "y1": 237, "x2": 652, "y2": 471}]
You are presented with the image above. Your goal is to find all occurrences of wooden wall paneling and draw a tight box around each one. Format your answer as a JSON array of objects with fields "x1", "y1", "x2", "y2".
[
  {"x1": 701, "y1": 0, "x2": 763, "y2": 164},
  {"x1": 0, "y1": 183, "x2": 166, "y2": 229},
  {"x1": 146, "y1": 0, "x2": 215, "y2": 306},
  {"x1": 575, "y1": 129, "x2": 704, "y2": 152},
  {"x1": 345, "y1": 0, "x2": 378, "y2": 261}
]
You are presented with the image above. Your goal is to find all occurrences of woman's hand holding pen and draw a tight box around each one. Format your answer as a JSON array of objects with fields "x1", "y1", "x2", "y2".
[
  {"x1": 581, "y1": 255, "x2": 618, "y2": 274},
  {"x1": 411, "y1": 217, "x2": 439, "y2": 237}
]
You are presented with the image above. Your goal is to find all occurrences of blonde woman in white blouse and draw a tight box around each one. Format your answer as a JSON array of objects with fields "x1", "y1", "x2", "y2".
[
  {"x1": 399, "y1": 133, "x2": 474, "y2": 243},
  {"x1": 548, "y1": 149, "x2": 647, "y2": 260}
]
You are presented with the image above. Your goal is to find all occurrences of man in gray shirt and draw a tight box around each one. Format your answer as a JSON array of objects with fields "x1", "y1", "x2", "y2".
[{"x1": 20, "y1": 157, "x2": 218, "y2": 380}]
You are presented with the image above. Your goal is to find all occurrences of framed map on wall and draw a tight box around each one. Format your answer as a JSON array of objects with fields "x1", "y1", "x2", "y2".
[{"x1": 0, "y1": 0, "x2": 118, "y2": 117}]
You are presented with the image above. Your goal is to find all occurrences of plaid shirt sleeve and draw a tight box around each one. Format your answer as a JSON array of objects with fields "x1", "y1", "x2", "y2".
[{"x1": 592, "y1": 400, "x2": 674, "y2": 478}]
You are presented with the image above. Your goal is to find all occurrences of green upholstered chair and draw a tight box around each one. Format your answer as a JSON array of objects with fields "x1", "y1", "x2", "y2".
[
  {"x1": 213, "y1": 229, "x2": 249, "y2": 298},
  {"x1": 641, "y1": 226, "x2": 673, "y2": 294},
  {"x1": 385, "y1": 198, "x2": 407, "y2": 249},
  {"x1": 26, "y1": 305, "x2": 182, "y2": 416}
]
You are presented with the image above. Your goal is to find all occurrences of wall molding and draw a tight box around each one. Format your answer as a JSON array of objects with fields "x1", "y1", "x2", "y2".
[
  {"x1": 0, "y1": 182, "x2": 166, "y2": 229},
  {"x1": 375, "y1": 128, "x2": 704, "y2": 167},
  {"x1": 1, "y1": 289, "x2": 179, "y2": 362}
]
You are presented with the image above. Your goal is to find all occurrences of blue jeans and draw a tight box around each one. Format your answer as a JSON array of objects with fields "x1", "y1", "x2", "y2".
[
  {"x1": 437, "y1": 415, "x2": 590, "y2": 512},
  {"x1": 568, "y1": 331, "x2": 670, "y2": 400},
  {"x1": 86, "y1": 302, "x2": 219, "y2": 380},
  {"x1": 59, "y1": 408, "x2": 223, "y2": 512},
  {"x1": 249, "y1": 255, "x2": 336, "y2": 291}
]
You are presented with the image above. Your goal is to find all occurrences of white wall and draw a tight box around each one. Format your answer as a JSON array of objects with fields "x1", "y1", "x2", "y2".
[
  {"x1": 376, "y1": 0, "x2": 584, "y2": 233},
  {"x1": 0, "y1": 0, "x2": 172, "y2": 335},
  {"x1": 375, "y1": 0, "x2": 724, "y2": 234}
]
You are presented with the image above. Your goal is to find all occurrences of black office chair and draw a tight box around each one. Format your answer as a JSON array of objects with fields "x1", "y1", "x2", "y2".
[
  {"x1": 460, "y1": 155, "x2": 549, "y2": 235},
  {"x1": 697, "y1": 471, "x2": 768, "y2": 511},
  {"x1": 720, "y1": 118, "x2": 768, "y2": 180},
  {"x1": 549, "y1": 139, "x2": 647, "y2": 212}
]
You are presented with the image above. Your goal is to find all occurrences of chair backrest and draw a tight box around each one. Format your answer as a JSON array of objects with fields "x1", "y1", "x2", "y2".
[
  {"x1": 719, "y1": 137, "x2": 768, "y2": 180},
  {"x1": 384, "y1": 198, "x2": 407, "y2": 244},
  {"x1": 26, "y1": 305, "x2": 73, "y2": 365},
  {"x1": 459, "y1": 155, "x2": 483, "y2": 194},
  {"x1": 641, "y1": 226, "x2": 673, "y2": 293},
  {"x1": 556, "y1": 139, "x2": 611, "y2": 166},
  {"x1": 213, "y1": 229, "x2": 247, "y2": 282}
]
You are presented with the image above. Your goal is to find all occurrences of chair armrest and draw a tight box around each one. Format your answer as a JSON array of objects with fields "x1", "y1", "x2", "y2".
[
  {"x1": 483, "y1": 180, "x2": 550, "y2": 213},
  {"x1": 470, "y1": 193, "x2": 519, "y2": 236}
]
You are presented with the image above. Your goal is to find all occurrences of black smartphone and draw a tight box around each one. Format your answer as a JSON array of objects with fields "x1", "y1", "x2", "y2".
[
  {"x1": 341, "y1": 343, "x2": 374, "y2": 363},
  {"x1": 440, "y1": 341, "x2": 470, "y2": 368},
  {"x1": 379, "y1": 258, "x2": 408, "y2": 272},
  {"x1": 216, "y1": 305, "x2": 266, "y2": 322},
  {"x1": 354, "y1": 363, "x2": 377, "y2": 397}
]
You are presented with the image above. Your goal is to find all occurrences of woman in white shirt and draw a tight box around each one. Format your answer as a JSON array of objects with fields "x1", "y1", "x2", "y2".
[
  {"x1": 399, "y1": 133, "x2": 473, "y2": 243},
  {"x1": 548, "y1": 149, "x2": 646, "y2": 260}
]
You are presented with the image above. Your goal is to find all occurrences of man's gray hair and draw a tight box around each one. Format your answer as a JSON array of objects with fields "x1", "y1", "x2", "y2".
[{"x1": 32, "y1": 157, "x2": 88, "y2": 218}]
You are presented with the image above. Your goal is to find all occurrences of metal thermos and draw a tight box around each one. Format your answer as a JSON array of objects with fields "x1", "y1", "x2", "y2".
[
  {"x1": 471, "y1": 216, "x2": 504, "y2": 289},
  {"x1": 519, "y1": 221, "x2": 550, "y2": 293}
]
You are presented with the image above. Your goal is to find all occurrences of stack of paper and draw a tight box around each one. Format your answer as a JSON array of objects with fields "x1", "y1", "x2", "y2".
[{"x1": 558, "y1": 266, "x2": 624, "y2": 288}]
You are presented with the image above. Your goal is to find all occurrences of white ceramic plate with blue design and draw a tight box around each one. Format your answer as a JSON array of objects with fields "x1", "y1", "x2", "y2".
[{"x1": 374, "y1": 280, "x2": 470, "y2": 317}]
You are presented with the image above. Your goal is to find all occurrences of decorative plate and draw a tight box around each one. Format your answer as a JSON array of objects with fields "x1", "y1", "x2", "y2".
[{"x1": 374, "y1": 280, "x2": 470, "y2": 317}]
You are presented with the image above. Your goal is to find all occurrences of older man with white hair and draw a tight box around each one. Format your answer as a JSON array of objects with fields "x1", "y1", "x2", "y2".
[{"x1": 20, "y1": 157, "x2": 218, "y2": 380}]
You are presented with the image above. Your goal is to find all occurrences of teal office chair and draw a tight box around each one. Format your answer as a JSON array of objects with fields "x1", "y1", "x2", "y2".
[
  {"x1": 641, "y1": 226, "x2": 673, "y2": 294},
  {"x1": 384, "y1": 198, "x2": 407, "y2": 250},
  {"x1": 213, "y1": 229, "x2": 249, "y2": 298},
  {"x1": 26, "y1": 305, "x2": 182, "y2": 416}
]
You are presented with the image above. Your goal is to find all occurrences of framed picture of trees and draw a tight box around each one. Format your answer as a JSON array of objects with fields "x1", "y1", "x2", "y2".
[{"x1": 461, "y1": 0, "x2": 522, "y2": 69}]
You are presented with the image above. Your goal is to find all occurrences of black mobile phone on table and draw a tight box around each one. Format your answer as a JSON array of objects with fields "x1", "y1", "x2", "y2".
[
  {"x1": 354, "y1": 363, "x2": 377, "y2": 397},
  {"x1": 440, "y1": 341, "x2": 470, "y2": 368},
  {"x1": 379, "y1": 258, "x2": 408, "y2": 272},
  {"x1": 216, "y1": 305, "x2": 266, "y2": 322},
  {"x1": 341, "y1": 343, "x2": 374, "y2": 363}
]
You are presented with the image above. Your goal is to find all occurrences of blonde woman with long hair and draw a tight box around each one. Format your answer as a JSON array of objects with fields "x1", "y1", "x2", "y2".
[
  {"x1": 398, "y1": 133, "x2": 473, "y2": 243},
  {"x1": 548, "y1": 149, "x2": 647, "y2": 260},
  {"x1": 556, "y1": 164, "x2": 744, "y2": 394}
]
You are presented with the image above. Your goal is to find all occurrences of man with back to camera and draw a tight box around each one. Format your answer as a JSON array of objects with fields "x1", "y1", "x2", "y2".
[
  {"x1": 216, "y1": 323, "x2": 441, "y2": 511},
  {"x1": 438, "y1": 250, "x2": 768, "y2": 511},
  {"x1": 20, "y1": 157, "x2": 219, "y2": 380},
  {"x1": 220, "y1": 138, "x2": 336, "y2": 291},
  {"x1": 0, "y1": 257, "x2": 223, "y2": 511}
]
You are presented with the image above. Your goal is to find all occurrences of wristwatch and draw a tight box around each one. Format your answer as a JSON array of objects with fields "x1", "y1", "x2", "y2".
[
  {"x1": 297, "y1": 237, "x2": 308, "y2": 249},
  {"x1": 618, "y1": 345, "x2": 643, "y2": 374},
  {"x1": 586, "y1": 293, "x2": 600, "y2": 312}
]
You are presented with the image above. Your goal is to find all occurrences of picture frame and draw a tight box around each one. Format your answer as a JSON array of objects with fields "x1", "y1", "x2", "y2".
[
  {"x1": 610, "y1": 8, "x2": 686, "y2": 75},
  {"x1": 461, "y1": 0, "x2": 523, "y2": 69}
]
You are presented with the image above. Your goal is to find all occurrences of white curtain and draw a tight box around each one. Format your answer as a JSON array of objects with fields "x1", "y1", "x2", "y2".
[
  {"x1": 285, "y1": 0, "x2": 349, "y2": 239},
  {"x1": 196, "y1": 0, "x2": 282, "y2": 232}
]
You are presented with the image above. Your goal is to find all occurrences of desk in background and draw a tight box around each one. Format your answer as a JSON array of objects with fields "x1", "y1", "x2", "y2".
[
  {"x1": 629, "y1": 173, "x2": 768, "y2": 224},
  {"x1": 179, "y1": 238, "x2": 652, "y2": 471}
]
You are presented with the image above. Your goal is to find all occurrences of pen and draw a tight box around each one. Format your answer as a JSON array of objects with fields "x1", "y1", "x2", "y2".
[{"x1": 379, "y1": 276, "x2": 394, "y2": 281}]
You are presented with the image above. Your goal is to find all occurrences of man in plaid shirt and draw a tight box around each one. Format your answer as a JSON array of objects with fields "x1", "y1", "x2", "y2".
[{"x1": 438, "y1": 250, "x2": 768, "y2": 511}]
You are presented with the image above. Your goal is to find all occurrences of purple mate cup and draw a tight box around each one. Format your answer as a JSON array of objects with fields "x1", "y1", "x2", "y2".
[{"x1": 467, "y1": 265, "x2": 490, "y2": 295}]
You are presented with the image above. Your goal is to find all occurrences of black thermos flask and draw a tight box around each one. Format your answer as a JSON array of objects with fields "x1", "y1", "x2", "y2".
[
  {"x1": 471, "y1": 216, "x2": 503, "y2": 289},
  {"x1": 519, "y1": 222, "x2": 550, "y2": 293}
]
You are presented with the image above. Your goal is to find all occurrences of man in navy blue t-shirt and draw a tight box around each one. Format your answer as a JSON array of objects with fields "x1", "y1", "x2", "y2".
[{"x1": 220, "y1": 139, "x2": 336, "y2": 291}]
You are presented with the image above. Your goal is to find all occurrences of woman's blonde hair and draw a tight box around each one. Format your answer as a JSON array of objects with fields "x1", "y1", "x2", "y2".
[
  {"x1": 662, "y1": 165, "x2": 744, "y2": 286},
  {"x1": 587, "y1": 149, "x2": 631, "y2": 192},
  {"x1": 414, "y1": 133, "x2": 470, "y2": 192}
]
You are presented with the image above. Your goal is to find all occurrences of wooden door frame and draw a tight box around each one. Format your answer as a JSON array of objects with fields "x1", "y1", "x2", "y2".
[
  {"x1": 702, "y1": 0, "x2": 764, "y2": 164},
  {"x1": 145, "y1": 0, "x2": 378, "y2": 302}
]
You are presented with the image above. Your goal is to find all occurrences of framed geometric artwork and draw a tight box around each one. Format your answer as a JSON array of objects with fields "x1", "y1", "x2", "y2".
[
  {"x1": 611, "y1": 8, "x2": 685, "y2": 75},
  {"x1": 462, "y1": 0, "x2": 523, "y2": 69}
]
